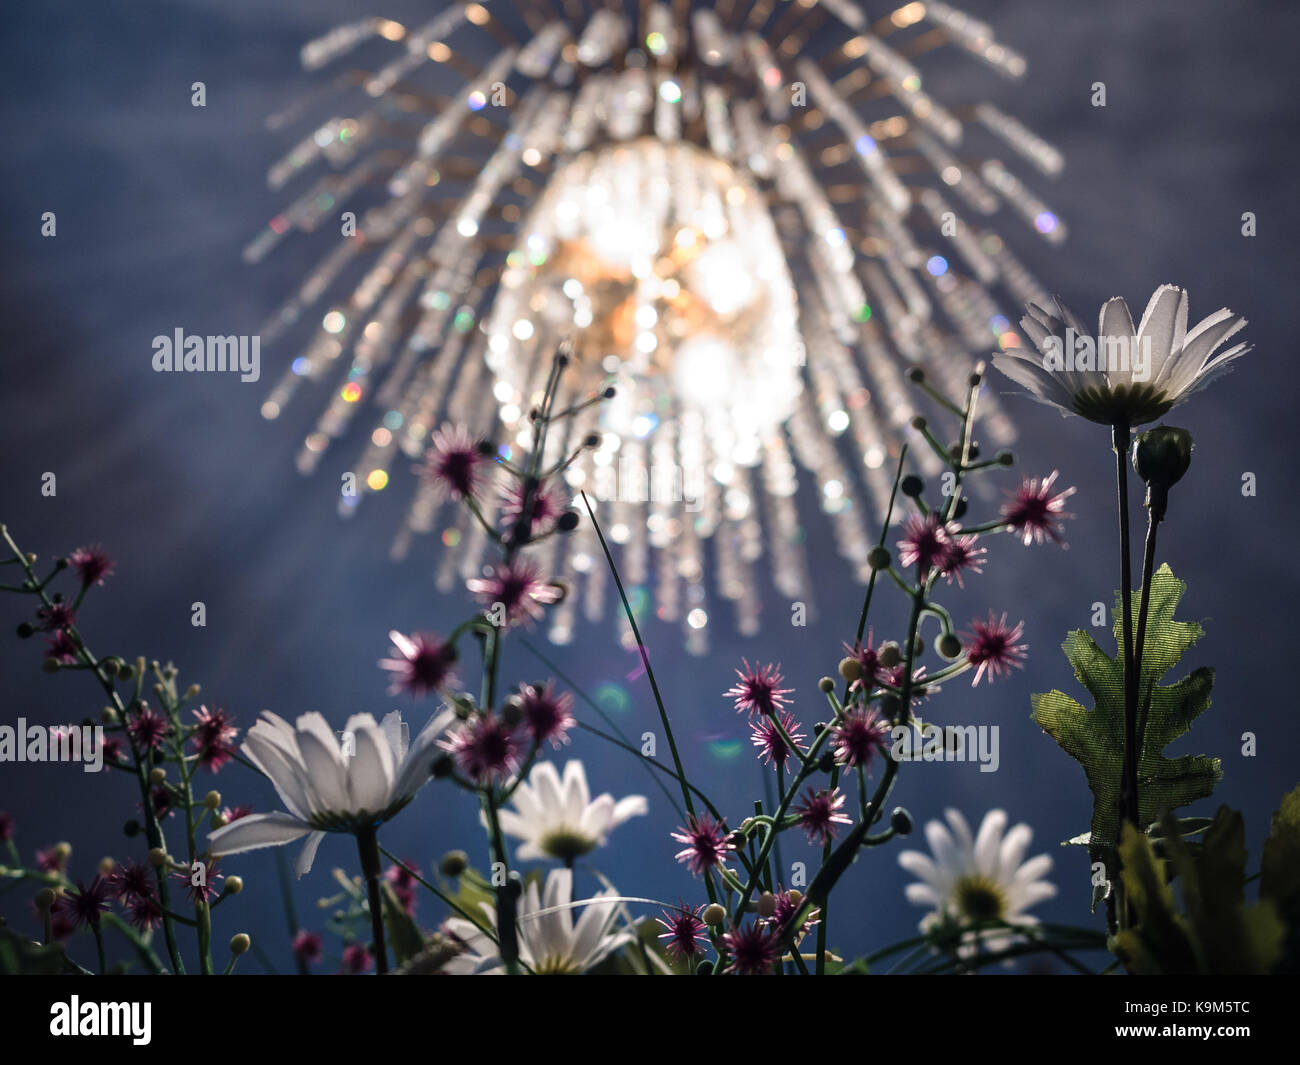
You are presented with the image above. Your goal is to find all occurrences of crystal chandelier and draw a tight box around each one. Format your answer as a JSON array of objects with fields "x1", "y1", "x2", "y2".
[{"x1": 249, "y1": 1, "x2": 1065, "y2": 652}]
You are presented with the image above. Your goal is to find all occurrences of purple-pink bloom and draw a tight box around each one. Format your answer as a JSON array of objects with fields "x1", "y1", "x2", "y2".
[
  {"x1": 45, "y1": 629, "x2": 79, "y2": 664},
  {"x1": 340, "y1": 942, "x2": 372, "y2": 974},
  {"x1": 422, "y1": 424, "x2": 488, "y2": 501},
  {"x1": 467, "y1": 558, "x2": 562, "y2": 628},
  {"x1": 127, "y1": 704, "x2": 170, "y2": 751},
  {"x1": 725, "y1": 659, "x2": 793, "y2": 719},
  {"x1": 68, "y1": 545, "x2": 114, "y2": 588},
  {"x1": 293, "y1": 929, "x2": 323, "y2": 965},
  {"x1": 61, "y1": 876, "x2": 111, "y2": 929},
  {"x1": 896, "y1": 512, "x2": 956, "y2": 575},
  {"x1": 515, "y1": 680, "x2": 575, "y2": 749},
  {"x1": 721, "y1": 920, "x2": 780, "y2": 975},
  {"x1": 769, "y1": 889, "x2": 819, "y2": 942},
  {"x1": 385, "y1": 860, "x2": 419, "y2": 916},
  {"x1": 792, "y1": 787, "x2": 852, "y2": 845},
  {"x1": 191, "y1": 705, "x2": 239, "y2": 772},
  {"x1": 830, "y1": 707, "x2": 891, "y2": 770},
  {"x1": 964, "y1": 612, "x2": 1028, "y2": 685},
  {"x1": 440, "y1": 714, "x2": 521, "y2": 785},
  {"x1": 671, "y1": 813, "x2": 735, "y2": 877},
  {"x1": 657, "y1": 904, "x2": 709, "y2": 960},
  {"x1": 1002, "y1": 471, "x2": 1076, "y2": 546},
  {"x1": 937, "y1": 533, "x2": 987, "y2": 588},
  {"x1": 379, "y1": 631, "x2": 458, "y2": 697},
  {"x1": 499, "y1": 479, "x2": 567, "y2": 539},
  {"x1": 109, "y1": 859, "x2": 156, "y2": 903},
  {"x1": 36, "y1": 602, "x2": 76, "y2": 634},
  {"x1": 750, "y1": 711, "x2": 805, "y2": 770}
]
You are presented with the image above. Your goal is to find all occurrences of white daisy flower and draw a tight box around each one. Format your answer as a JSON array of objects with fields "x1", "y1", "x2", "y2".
[
  {"x1": 442, "y1": 867, "x2": 634, "y2": 974},
  {"x1": 208, "y1": 708, "x2": 454, "y2": 876},
  {"x1": 492, "y1": 760, "x2": 647, "y2": 864},
  {"x1": 994, "y1": 284, "x2": 1249, "y2": 426},
  {"x1": 897, "y1": 808, "x2": 1056, "y2": 954}
]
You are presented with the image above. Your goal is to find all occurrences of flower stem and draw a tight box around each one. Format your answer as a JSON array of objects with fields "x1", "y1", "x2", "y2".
[
  {"x1": 1133, "y1": 505, "x2": 1163, "y2": 755},
  {"x1": 482, "y1": 792, "x2": 522, "y2": 975},
  {"x1": 1112, "y1": 421, "x2": 1139, "y2": 930},
  {"x1": 356, "y1": 826, "x2": 388, "y2": 974}
]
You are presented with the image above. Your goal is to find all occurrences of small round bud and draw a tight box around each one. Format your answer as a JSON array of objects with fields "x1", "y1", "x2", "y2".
[
  {"x1": 1133, "y1": 425, "x2": 1193, "y2": 492},
  {"x1": 818, "y1": 676, "x2": 835, "y2": 694},
  {"x1": 878, "y1": 642, "x2": 902, "y2": 669},
  {"x1": 147, "y1": 847, "x2": 167, "y2": 868},
  {"x1": 54, "y1": 557, "x2": 68, "y2": 570},
  {"x1": 912, "y1": 634, "x2": 925, "y2": 657},
  {"x1": 995, "y1": 449, "x2": 1014, "y2": 467},
  {"x1": 53, "y1": 842, "x2": 71, "y2": 863},
  {"x1": 42, "y1": 658, "x2": 61, "y2": 673},
  {"x1": 118, "y1": 663, "x2": 134, "y2": 682},
  {"x1": 431, "y1": 754, "x2": 455, "y2": 779},
  {"x1": 102, "y1": 658, "x2": 120, "y2": 676},
  {"x1": 475, "y1": 440, "x2": 496, "y2": 457},
  {"x1": 16, "y1": 622, "x2": 34, "y2": 639},
  {"x1": 35, "y1": 888, "x2": 57, "y2": 911},
  {"x1": 786, "y1": 889, "x2": 803, "y2": 905},
  {"x1": 968, "y1": 370, "x2": 983, "y2": 387},
  {"x1": 906, "y1": 366, "x2": 925, "y2": 383},
  {"x1": 867, "y1": 546, "x2": 892, "y2": 571},
  {"x1": 500, "y1": 698, "x2": 524, "y2": 729},
  {"x1": 900, "y1": 474, "x2": 924, "y2": 498},
  {"x1": 556, "y1": 510, "x2": 580, "y2": 533},
  {"x1": 937, "y1": 633, "x2": 963, "y2": 660},
  {"x1": 440, "y1": 850, "x2": 469, "y2": 877},
  {"x1": 879, "y1": 694, "x2": 902, "y2": 720},
  {"x1": 817, "y1": 751, "x2": 836, "y2": 774},
  {"x1": 583, "y1": 432, "x2": 601, "y2": 449},
  {"x1": 99, "y1": 856, "x2": 115, "y2": 876},
  {"x1": 702, "y1": 903, "x2": 727, "y2": 926},
  {"x1": 149, "y1": 767, "x2": 167, "y2": 786},
  {"x1": 739, "y1": 818, "x2": 754, "y2": 833},
  {"x1": 890, "y1": 808, "x2": 914, "y2": 836},
  {"x1": 230, "y1": 933, "x2": 251, "y2": 956},
  {"x1": 25, "y1": 552, "x2": 37, "y2": 564},
  {"x1": 204, "y1": 790, "x2": 221, "y2": 810},
  {"x1": 909, "y1": 415, "x2": 927, "y2": 432},
  {"x1": 225, "y1": 876, "x2": 244, "y2": 895},
  {"x1": 838, "y1": 656, "x2": 862, "y2": 682},
  {"x1": 101, "y1": 707, "x2": 117, "y2": 723},
  {"x1": 210, "y1": 813, "x2": 226, "y2": 829},
  {"x1": 185, "y1": 684, "x2": 201, "y2": 700},
  {"x1": 506, "y1": 871, "x2": 524, "y2": 899},
  {"x1": 123, "y1": 820, "x2": 140, "y2": 838},
  {"x1": 756, "y1": 892, "x2": 777, "y2": 918},
  {"x1": 602, "y1": 386, "x2": 616, "y2": 399}
]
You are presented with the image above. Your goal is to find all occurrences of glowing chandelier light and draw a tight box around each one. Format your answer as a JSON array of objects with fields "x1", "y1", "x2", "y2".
[{"x1": 249, "y1": 1, "x2": 1066, "y2": 652}]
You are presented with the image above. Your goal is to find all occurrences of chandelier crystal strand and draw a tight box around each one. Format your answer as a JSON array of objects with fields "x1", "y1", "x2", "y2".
[{"x1": 254, "y1": 1, "x2": 1067, "y2": 649}]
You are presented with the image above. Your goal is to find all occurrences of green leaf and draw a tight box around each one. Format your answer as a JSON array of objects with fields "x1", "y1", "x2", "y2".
[
  {"x1": 381, "y1": 881, "x2": 424, "y2": 965},
  {"x1": 1111, "y1": 810, "x2": 1286, "y2": 974},
  {"x1": 1260, "y1": 783, "x2": 1300, "y2": 929},
  {"x1": 1031, "y1": 564, "x2": 1222, "y2": 883},
  {"x1": 0, "y1": 924, "x2": 80, "y2": 975}
]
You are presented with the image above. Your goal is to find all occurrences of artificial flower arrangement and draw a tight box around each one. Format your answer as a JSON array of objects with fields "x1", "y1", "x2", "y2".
[{"x1": 2, "y1": 285, "x2": 1296, "y2": 976}]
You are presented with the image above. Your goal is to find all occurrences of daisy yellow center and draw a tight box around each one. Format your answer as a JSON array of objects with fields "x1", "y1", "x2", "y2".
[
  {"x1": 532, "y1": 952, "x2": 582, "y2": 975},
  {"x1": 539, "y1": 827, "x2": 598, "y2": 863},
  {"x1": 952, "y1": 874, "x2": 1007, "y2": 924}
]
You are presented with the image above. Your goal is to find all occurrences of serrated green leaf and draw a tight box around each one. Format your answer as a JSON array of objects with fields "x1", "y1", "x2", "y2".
[
  {"x1": 1031, "y1": 564, "x2": 1222, "y2": 882},
  {"x1": 1260, "y1": 783, "x2": 1300, "y2": 928}
]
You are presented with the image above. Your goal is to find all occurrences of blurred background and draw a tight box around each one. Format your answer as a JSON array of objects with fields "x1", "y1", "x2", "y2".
[{"x1": 1, "y1": 0, "x2": 1297, "y2": 972}]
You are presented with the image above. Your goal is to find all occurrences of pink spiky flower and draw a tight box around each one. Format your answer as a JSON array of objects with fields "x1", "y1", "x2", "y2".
[
  {"x1": 36, "y1": 602, "x2": 76, "y2": 634},
  {"x1": 173, "y1": 859, "x2": 223, "y2": 905},
  {"x1": 108, "y1": 859, "x2": 155, "y2": 903},
  {"x1": 1002, "y1": 471, "x2": 1076, "y2": 546},
  {"x1": 792, "y1": 787, "x2": 852, "y2": 845},
  {"x1": 126, "y1": 895, "x2": 161, "y2": 932},
  {"x1": 842, "y1": 631, "x2": 883, "y2": 691},
  {"x1": 293, "y1": 929, "x2": 324, "y2": 965},
  {"x1": 657, "y1": 904, "x2": 709, "y2": 960},
  {"x1": 379, "y1": 631, "x2": 458, "y2": 697},
  {"x1": 61, "y1": 876, "x2": 111, "y2": 929},
  {"x1": 440, "y1": 714, "x2": 521, "y2": 786},
  {"x1": 769, "y1": 889, "x2": 819, "y2": 943},
  {"x1": 499, "y1": 479, "x2": 567, "y2": 539},
  {"x1": 830, "y1": 707, "x2": 892, "y2": 770},
  {"x1": 721, "y1": 920, "x2": 781, "y2": 975},
  {"x1": 725, "y1": 660, "x2": 793, "y2": 719},
  {"x1": 191, "y1": 705, "x2": 239, "y2": 772},
  {"x1": 964, "y1": 612, "x2": 1028, "y2": 686},
  {"x1": 750, "y1": 711, "x2": 806, "y2": 770},
  {"x1": 422, "y1": 424, "x2": 489, "y2": 500},
  {"x1": 467, "y1": 558, "x2": 563, "y2": 628},
  {"x1": 46, "y1": 630, "x2": 79, "y2": 664},
  {"x1": 68, "y1": 545, "x2": 114, "y2": 588},
  {"x1": 671, "y1": 813, "x2": 734, "y2": 877},
  {"x1": 514, "y1": 680, "x2": 575, "y2": 749},
  {"x1": 127, "y1": 704, "x2": 170, "y2": 751},
  {"x1": 340, "y1": 942, "x2": 373, "y2": 974},
  {"x1": 937, "y1": 533, "x2": 987, "y2": 588},
  {"x1": 896, "y1": 513, "x2": 955, "y2": 575},
  {"x1": 385, "y1": 860, "x2": 419, "y2": 916}
]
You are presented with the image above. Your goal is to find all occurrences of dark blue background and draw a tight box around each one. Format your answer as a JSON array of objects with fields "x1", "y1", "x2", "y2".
[{"x1": 1, "y1": 0, "x2": 1297, "y2": 972}]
